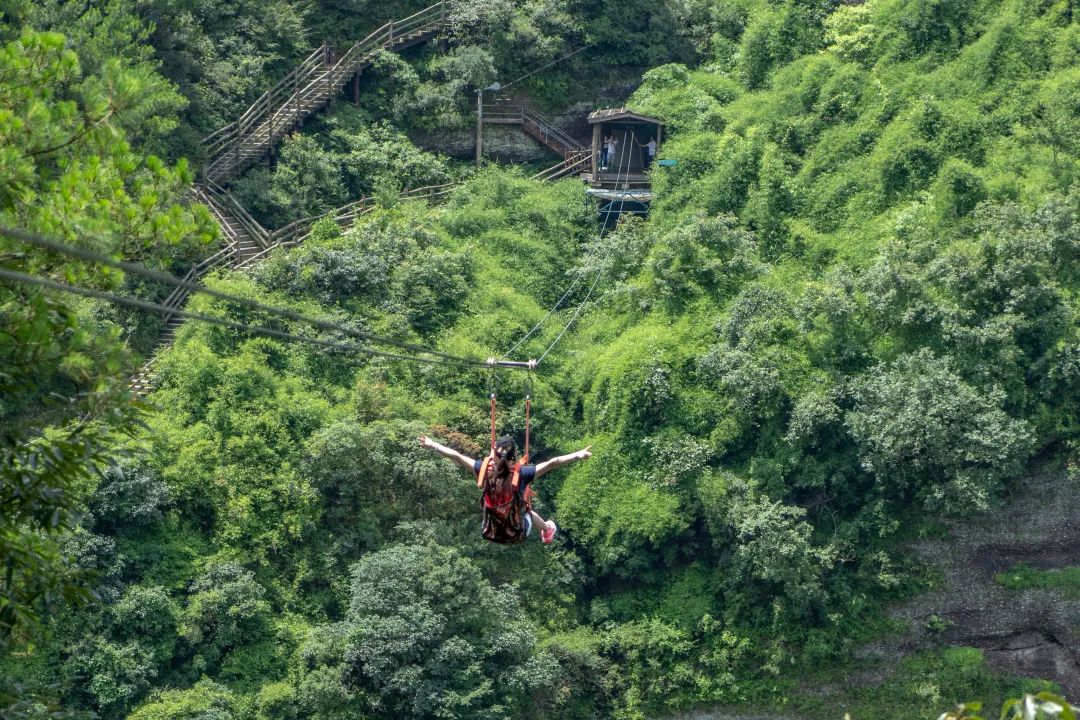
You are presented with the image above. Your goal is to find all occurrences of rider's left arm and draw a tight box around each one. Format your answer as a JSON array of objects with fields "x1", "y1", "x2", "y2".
[{"x1": 533, "y1": 446, "x2": 592, "y2": 479}]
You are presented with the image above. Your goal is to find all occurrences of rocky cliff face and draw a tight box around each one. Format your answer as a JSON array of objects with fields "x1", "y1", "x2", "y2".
[
  {"x1": 660, "y1": 460, "x2": 1080, "y2": 720},
  {"x1": 867, "y1": 460, "x2": 1080, "y2": 695},
  {"x1": 412, "y1": 124, "x2": 556, "y2": 163},
  {"x1": 410, "y1": 77, "x2": 642, "y2": 164}
]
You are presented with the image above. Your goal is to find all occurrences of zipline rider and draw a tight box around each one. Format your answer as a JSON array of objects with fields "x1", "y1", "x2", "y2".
[{"x1": 419, "y1": 433, "x2": 592, "y2": 544}]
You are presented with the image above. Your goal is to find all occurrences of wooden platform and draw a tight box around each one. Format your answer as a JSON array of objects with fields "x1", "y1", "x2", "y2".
[{"x1": 581, "y1": 171, "x2": 651, "y2": 187}]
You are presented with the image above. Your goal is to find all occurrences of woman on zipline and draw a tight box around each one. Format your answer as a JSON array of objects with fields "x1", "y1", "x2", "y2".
[{"x1": 419, "y1": 433, "x2": 591, "y2": 544}]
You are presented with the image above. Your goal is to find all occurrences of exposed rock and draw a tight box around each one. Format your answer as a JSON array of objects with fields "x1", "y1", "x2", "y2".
[
  {"x1": 410, "y1": 76, "x2": 642, "y2": 163},
  {"x1": 862, "y1": 461, "x2": 1080, "y2": 695},
  {"x1": 663, "y1": 714, "x2": 803, "y2": 720},
  {"x1": 651, "y1": 462, "x2": 1080, "y2": 720},
  {"x1": 411, "y1": 124, "x2": 555, "y2": 163}
]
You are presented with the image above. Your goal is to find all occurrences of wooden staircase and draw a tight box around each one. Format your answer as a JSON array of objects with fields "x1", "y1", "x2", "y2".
[
  {"x1": 532, "y1": 151, "x2": 591, "y2": 182},
  {"x1": 132, "y1": 1, "x2": 593, "y2": 395},
  {"x1": 129, "y1": 192, "x2": 239, "y2": 394},
  {"x1": 198, "y1": 181, "x2": 269, "y2": 263},
  {"x1": 202, "y1": 1, "x2": 448, "y2": 185},
  {"x1": 127, "y1": 182, "x2": 453, "y2": 394},
  {"x1": 482, "y1": 99, "x2": 587, "y2": 159}
]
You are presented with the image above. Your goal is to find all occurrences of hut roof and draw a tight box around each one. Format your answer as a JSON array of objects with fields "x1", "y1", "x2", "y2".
[{"x1": 587, "y1": 107, "x2": 663, "y2": 125}]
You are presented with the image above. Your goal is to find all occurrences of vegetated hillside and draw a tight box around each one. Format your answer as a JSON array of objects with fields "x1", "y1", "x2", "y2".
[{"x1": 2, "y1": 0, "x2": 1080, "y2": 719}]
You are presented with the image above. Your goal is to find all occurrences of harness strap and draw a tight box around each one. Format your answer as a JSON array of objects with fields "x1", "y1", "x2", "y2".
[
  {"x1": 477, "y1": 454, "x2": 491, "y2": 488},
  {"x1": 479, "y1": 459, "x2": 523, "y2": 498},
  {"x1": 524, "y1": 395, "x2": 531, "y2": 464}
]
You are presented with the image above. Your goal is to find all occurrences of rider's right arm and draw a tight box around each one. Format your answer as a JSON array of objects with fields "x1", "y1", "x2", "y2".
[{"x1": 419, "y1": 435, "x2": 478, "y2": 471}]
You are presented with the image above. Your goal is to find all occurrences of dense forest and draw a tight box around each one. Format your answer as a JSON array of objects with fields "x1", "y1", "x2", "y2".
[{"x1": 2, "y1": 0, "x2": 1080, "y2": 718}]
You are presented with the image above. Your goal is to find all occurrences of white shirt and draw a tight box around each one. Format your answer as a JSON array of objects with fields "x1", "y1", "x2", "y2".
[{"x1": 645, "y1": 139, "x2": 657, "y2": 156}]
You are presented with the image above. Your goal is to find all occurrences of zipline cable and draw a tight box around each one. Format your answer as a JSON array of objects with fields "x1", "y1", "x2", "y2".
[
  {"x1": 498, "y1": 275, "x2": 582, "y2": 361},
  {"x1": 0, "y1": 266, "x2": 492, "y2": 369},
  {"x1": 0, "y1": 225, "x2": 480, "y2": 366},
  {"x1": 533, "y1": 129, "x2": 638, "y2": 365},
  {"x1": 499, "y1": 44, "x2": 593, "y2": 91},
  {"x1": 537, "y1": 266, "x2": 601, "y2": 365}
]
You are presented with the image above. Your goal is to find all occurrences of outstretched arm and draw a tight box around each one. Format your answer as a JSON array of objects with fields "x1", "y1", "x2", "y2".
[
  {"x1": 534, "y1": 446, "x2": 592, "y2": 479},
  {"x1": 419, "y1": 435, "x2": 477, "y2": 472}
]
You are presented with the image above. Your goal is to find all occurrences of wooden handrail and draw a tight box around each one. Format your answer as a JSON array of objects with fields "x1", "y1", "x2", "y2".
[
  {"x1": 202, "y1": 122, "x2": 237, "y2": 146},
  {"x1": 522, "y1": 107, "x2": 583, "y2": 151},
  {"x1": 531, "y1": 152, "x2": 589, "y2": 181},
  {"x1": 200, "y1": 2, "x2": 447, "y2": 184},
  {"x1": 242, "y1": 182, "x2": 457, "y2": 270},
  {"x1": 236, "y1": 47, "x2": 325, "y2": 129},
  {"x1": 482, "y1": 102, "x2": 585, "y2": 155},
  {"x1": 202, "y1": 180, "x2": 270, "y2": 249}
]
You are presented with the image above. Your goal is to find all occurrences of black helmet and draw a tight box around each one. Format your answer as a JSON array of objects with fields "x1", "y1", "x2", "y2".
[{"x1": 494, "y1": 435, "x2": 516, "y2": 458}]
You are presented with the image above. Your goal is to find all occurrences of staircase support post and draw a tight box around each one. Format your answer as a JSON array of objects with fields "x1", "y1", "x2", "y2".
[
  {"x1": 353, "y1": 70, "x2": 361, "y2": 106},
  {"x1": 293, "y1": 68, "x2": 300, "y2": 127},
  {"x1": 268, "y1": 95, "x2": 275, "y2": 156},
  {"x1": 325, "y1": 45, "x2": 334, "y2": 109},
  {"x1": 388, "y1": 20, "x2": 394, "y2": 46},
  {"x1": 476, "y1": 90, "x2": 483, "y2": 166}
]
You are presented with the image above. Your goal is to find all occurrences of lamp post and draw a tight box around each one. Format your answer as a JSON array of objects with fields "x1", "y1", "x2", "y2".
[{"x1": 476, "y1": 82, "x2": 501, "y2": 166}]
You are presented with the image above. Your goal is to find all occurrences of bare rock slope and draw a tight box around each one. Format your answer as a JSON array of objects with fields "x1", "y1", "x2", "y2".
[
  {"x1": 864, "y1": 461, "x2": 1080, "y2": 695},
  {"x1": 660, "y1": 461, "x2": 1080, "y2": 720}
]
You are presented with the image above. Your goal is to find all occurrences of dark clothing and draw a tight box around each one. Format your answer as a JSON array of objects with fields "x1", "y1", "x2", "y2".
[{"x1": 473, "y1": 458, "x2": 536, "y2": 497}]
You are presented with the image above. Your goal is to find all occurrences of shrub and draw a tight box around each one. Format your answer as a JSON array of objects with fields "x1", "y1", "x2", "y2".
[
  {"x1": 341, "y1": 541, "x2": 552, "y2": 719},
  {"x1": 127, "y1": 678, "x2": 236, "y2": 720},
  {"x1": 181, "y1": 563, "x2": 272, "y2": 671},
  {"x1": 846, "y1": 349, "x2": 1034, "y2": 513}
]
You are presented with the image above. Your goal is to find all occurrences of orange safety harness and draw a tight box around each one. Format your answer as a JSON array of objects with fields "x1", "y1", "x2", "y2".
[{"x1": 476, "y1": 391, "x2": 531, "y2": 498}]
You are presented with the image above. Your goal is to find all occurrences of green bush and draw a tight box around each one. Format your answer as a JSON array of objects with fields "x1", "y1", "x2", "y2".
[{"x1": 846, "y1": 349, "x2": 1034, "y2": 513}]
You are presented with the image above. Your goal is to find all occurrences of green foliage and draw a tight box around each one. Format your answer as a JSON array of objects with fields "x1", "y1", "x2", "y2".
[
  {"x1": 88, "y1": 461, "x2": 172, "y2": 534},
  {"x1": 824, "y1": 2, "x2": 878, "y2": 64},
  {"x1": 722, "y1": 487, "x2": 836, "y2": 623},
  {"x1": 60, "y1": 637, "x2": 157, "y2": 716},
  {"x1": 181, "y1": 563, "x2": 273, "y2": 673},
  {"x1": 338, "y1": 540, "x2": 555, "y2": 719},
  {"x1": 822, "y1": 648, "x2": 1056, "y2": 720},
  {"x1": 252, "y1": 207, "x2": 471, "y2": 335},
  {"x1": 847, "y1": 348, "x2": 1034, "y2": 513},
  {"x1": 1000, "y1": 692, "x2": 1077, "y2": 720},
  {"x1": 995, "y1": 564, "x2": 1080, "y2": 598},
  {"x1": 127, "y1": 678, "x2": 237, "y2": 720},
  {"x1": 736, "y1": 1, "x2": 828, "y2": 89},
  {"x1": 139, "y1": 0, "x2": 309, "y2": 150},
  {"x1": 9, "y1": 0, "x2": 1080, "y2": 715},
  {"x1": 233, "y1": 111, "x2": 452, "y2": 228}
]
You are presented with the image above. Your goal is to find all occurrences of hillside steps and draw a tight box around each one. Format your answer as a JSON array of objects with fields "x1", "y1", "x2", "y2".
[
  {"x1": 532, "y1": 151, "x2": 591, "y2": 182},
  {"x1": 134, "y1": 170, "x2": 574, "y2": 395},
  {"x1": 134, "y1": 1, "x2": 583, "y2": 395},
  {"x1": 202, "y1": 2, "x2": 449, "y2": 184},
  {"x1": 199, "y1": 183, "x2": 269, "y2": 263},
  {"x1": 128, "y1": 184, "x2": 257, "y2": 394},
  {"x1": 482, "y1": 98, "x2": 587, "y2": 159}
]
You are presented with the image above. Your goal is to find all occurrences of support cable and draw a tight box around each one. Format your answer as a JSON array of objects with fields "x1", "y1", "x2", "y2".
[
  {"x1": 498, "y1": 276, "x2": 582, "y2": 361},
  {"x1": 0, "y1": 225, "x2": 479, "y2": 366},
  {"x1": 533, "y1": 129, "x2": 637, "y2": 365},
  {"x1": 0, "y1": 266, "x2": 491, "y2": 369},
  {"x1": 499, "y1": 44, "x2": 593, "y2": 91}
]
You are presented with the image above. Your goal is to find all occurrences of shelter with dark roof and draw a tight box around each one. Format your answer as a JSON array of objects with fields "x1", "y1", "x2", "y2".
[{"x1": 585, "y1": 107, "x2": 663, "y2": 200}]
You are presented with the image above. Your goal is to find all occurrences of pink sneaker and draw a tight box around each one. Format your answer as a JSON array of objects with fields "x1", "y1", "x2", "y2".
[{"x1": 541, "y1": 521, "x2": 558, "y2": 544}]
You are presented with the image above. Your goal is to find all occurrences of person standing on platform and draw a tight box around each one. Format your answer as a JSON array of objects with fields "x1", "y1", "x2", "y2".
[
  {"x1": 604, "y1": 134, "x2": 618, "y2": 172},
  {"x1": 643, "y1": 136, "x2": 657, "y2": 169}
]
